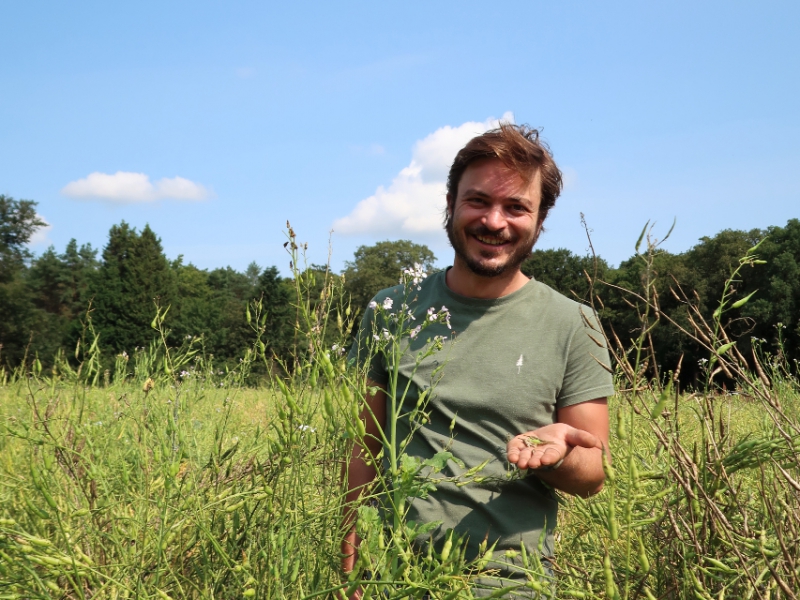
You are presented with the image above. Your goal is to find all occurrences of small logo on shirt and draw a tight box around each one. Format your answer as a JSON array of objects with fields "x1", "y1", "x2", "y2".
[{"x1": 516, "y1": 354, "x2": 524, "y2": 374}]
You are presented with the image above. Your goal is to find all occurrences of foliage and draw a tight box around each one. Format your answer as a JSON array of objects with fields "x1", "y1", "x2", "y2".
[
  {"x1": 1, "y1": 227, "x2": 800, "y2": 599},
  {"x1": 521, "y1": 248, "x2": 609, "y2": 304},
  {"x1": 343, "y1": 240, "x2": 436, "y2": 320},
  {"x1": 3, "y1": 192, "x2": 800, "y2": 386},
  {"x1": 90, "y1": 222, "x2": 178, "y2": 355}
]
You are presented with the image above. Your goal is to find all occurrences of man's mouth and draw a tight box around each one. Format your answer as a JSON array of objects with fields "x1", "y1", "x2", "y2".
[{"x1": 474, "y1": 234, "x2": 510, "y2": 246}]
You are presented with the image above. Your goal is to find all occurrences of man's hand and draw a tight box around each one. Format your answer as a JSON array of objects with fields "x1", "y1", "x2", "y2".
[
  {"x1": 507, "y1": 423, "x2": 602, "y2": 470},
  {"x1": 507, "y1": 399, "x2": 609, "y2": 497}
]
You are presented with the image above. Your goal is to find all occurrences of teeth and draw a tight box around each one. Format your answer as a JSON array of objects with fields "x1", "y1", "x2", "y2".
[{"x1": 476, "y1": 235, "x2": 506, "y2": 246}]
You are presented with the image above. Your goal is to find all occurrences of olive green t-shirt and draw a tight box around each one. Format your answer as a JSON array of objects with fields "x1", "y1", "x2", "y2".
[{"x1": 349, "y1": 269, "x2": 614, "y2": 568}]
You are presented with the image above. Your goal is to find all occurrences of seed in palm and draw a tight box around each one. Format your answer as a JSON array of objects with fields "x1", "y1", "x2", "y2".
[{"x1": 522, "y1": 435, "x2": 546, "y2": 448}]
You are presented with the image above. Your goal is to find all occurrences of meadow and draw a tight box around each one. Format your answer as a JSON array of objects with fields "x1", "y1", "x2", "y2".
[{"x1": 1, "y1": 235, "x2": 799, "y2": 599}]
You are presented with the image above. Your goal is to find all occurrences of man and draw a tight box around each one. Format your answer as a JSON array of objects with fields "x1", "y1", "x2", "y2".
[{"x1": 343, "y1": 123, "x2": 614, "y2": 593}]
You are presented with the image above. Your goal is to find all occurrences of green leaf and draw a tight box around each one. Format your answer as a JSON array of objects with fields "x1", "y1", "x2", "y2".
[
  {"x1": 423, "y1": 451, "x2": 455, "y2": 472},
  {"x1": 663, "y1": 217, "x2": 677, "y2": 243},
  {"x1": 635, "y1": 221, "x2": 650, "y2": 254}
]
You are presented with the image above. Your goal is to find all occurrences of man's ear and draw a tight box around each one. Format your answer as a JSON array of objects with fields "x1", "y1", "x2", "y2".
[
  {"x1": 533, "y1": 221, "x2": 545, "y2": 244},
  {"x1": 445, "y1": 194, "x2": 454, "y2": 216}
]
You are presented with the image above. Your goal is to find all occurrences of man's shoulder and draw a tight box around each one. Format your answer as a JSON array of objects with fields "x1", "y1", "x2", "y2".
[{"x1": 529, "y1": 279, "x2": 595, "y2": 316}]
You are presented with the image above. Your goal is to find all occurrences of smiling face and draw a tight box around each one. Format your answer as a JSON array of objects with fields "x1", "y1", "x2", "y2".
[{"x1": 446, "y1": 158, "x2": 542, "y2": 279}]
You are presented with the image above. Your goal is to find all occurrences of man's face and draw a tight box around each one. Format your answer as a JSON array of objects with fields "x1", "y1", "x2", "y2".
[{"x1": 446, "y1": 158, "x2": 542, "y2": 278}]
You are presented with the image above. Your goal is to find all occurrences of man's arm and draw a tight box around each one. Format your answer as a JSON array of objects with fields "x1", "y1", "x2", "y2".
[
  {"x1": 506, "y1": 398, "x2": 609, "y2": 497},
  {"x1": 341, "y1": 383, "x2": 387, "y2": 575}
]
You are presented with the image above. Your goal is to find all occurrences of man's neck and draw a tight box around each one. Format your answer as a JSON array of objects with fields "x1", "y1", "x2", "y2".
[{"x1": 445, "y1": 258, "x2": 531, "y2": 299}]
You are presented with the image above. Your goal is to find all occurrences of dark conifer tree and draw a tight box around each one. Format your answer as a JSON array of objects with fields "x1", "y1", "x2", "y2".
[{"x1": 91, "y1": 222, "x2": 177, "y2": 354}]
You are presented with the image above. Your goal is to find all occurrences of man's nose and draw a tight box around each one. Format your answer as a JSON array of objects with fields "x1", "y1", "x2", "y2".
[{"x1": 482, "y1": 205, "x2": 507, "y2": 231}]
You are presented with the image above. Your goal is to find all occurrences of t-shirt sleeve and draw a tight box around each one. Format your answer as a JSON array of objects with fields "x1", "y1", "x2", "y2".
[
  {"x1": 557, "y1": 305, "x2": 616, "y2": 408},
  {"x1": 347, "y1": 299, "x2": 388, "y2": 385}
]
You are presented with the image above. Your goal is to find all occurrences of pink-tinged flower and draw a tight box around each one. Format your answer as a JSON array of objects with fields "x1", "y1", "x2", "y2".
[
  {"x1": 410, "y1": 325, "x2": 422, "y2": 339},
  {"x1": 368, "y1": 300, "x2": 378, "y2": 310}
]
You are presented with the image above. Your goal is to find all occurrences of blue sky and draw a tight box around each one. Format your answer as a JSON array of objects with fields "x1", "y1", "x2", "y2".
[{"x1": 2, "y1": 1, "x2": 798, "y2": 275}]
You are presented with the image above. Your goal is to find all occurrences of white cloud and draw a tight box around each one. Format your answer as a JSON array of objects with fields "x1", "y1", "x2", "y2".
[
  {"x1": 333, "y1": 112, "x2": 514, "y2": 236},
  {"x1": 28, "y1": 213, "x2": 52, "y2": 247},
  {"x1": 61, "y1": 172, "x2": 211, "y2": 203}
]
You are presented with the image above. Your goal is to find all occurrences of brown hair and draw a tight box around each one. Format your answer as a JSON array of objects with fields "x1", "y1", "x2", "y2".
[{"x1": 444, "y1": 122, "x2": 563, "y2": 229}]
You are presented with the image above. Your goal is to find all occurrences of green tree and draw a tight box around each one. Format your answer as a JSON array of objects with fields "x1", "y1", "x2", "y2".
[
  {"x1": 254, "y1": 266, "x2": 293, "y2": 360},
  {"x1": 343, "y1": 240, "x2": 436, "y2": 316},
  {"x1": 521, "y1": 248, "x2": 609, "y2": 303},
  {"x1": 201, "y1": 266, "x2": 259, "y2": 362},
  {"x1": 0, "y1": 195, "x2": 46, "y2": 280},
  {"x1": 90, "y1": 222, "x2": 177, "y2": 355},
  {"x1": 0, "y1": 195, "x2": 47, "y2": 365}
]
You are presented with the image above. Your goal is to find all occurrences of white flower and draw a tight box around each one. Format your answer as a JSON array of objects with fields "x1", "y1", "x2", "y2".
[
  {"x1": 383, "y1": 297, "x2": 394, "y2": 310},
  {"x1": 440, "y1": 306, "x2": 452, "y2": 329},
  {"x1": 368, "y1": 300, "x2": 378, "y2": 310},
  {"x1": 298, "y1": 424, "x2": 316, "y2": 433},
  {"x1": 427, "y1": 307, "x2": 437, "y2": 321},
  {"x1": 382, "y1": 328, "x2": 392, "y2": 340},
  {"x1": 410, "y1": 325, "x2": 422, "y2": 339},
  {"x1": 401, "y1": 263, "x2": 428, "y2": 290}
]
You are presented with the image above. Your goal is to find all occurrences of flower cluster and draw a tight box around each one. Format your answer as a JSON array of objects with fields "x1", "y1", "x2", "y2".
[
  {"x1": 411, "y1": 306, "x2": 450, "y2": 339},
  {"x1": 401, "y1": 263, "x2": 428, "y2": 291}
]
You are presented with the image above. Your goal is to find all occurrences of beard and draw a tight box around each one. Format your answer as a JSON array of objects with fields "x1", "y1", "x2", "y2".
[{"x1": 446, "y1": 219, "x2": 538, "y2": 278}]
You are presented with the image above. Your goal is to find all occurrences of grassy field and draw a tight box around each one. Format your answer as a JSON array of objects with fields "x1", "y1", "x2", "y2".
[
  {"x1": 1, "y1": 240, "x2": 799, "y2": 599},
  {"x1": 1, "y1": 355, "x2": 799, "y2": 599}
]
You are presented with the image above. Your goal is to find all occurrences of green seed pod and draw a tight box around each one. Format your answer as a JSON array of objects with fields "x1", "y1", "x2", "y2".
[
  {"x1": 602, "y1": 451, "x2": 616, "y2": 484},
  {"x1": 526, "y1": 579, "x2": 543, "y2": 591},
  {"x1": 630, "y1": 458, "x2": 640, "y2": 491},
  {"x1": 616, "y1": 409, "x2": 627, "y2": 440},
  {"x1": 243, "y1": 589, "x2": 255, "y2": 598},
  {"x1": 637, "y1": 536, "x2": 650, "y2": 572},
  {"x1": 28, "y1": 536, "x2": 52, "y2": 548},
  {"x1": 441, "y1": 536, "x2": 452, "y2": 562},
  {"x1": 24, "y1": 496, "x2": 50, "y2": 520},
  {"x1": 323, "y1": 390, "x2": 334, "y2": 419},
  {"x1": 608, "y1": 496, "x2": 619, "y2": 541},
  {"x1": 604, "y1": 552, "x2": 617, "y2": 599}
]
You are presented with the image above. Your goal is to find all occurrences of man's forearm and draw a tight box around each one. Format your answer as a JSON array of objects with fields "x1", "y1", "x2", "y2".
[
  {"x1": 341, "y1": 445, "x2": 379, "y2": 573},
  {"x1": 533, "y1": 445, "x2": 606, "y2": 497}
]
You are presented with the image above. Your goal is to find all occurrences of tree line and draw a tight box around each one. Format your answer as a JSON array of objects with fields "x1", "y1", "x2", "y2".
[{"x1": 2, "y1": 194, "x2": 799, "y2": 384}]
